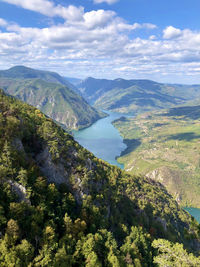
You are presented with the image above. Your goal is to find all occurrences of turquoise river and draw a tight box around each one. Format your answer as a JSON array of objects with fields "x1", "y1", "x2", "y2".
[{"x1": 74, "y1": 111, "x2": 200, "y2": 223}]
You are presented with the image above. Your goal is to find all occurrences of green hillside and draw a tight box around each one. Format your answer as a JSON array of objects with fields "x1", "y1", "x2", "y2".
[
  {"x1": 0, "y1": 67, "x2": 105, "y2": 130},
  {"x1": 77, "y1": 77, "x2": 200, "y2": 114},
  {"x1": 0, "y1": 90, "x2": 199, "y2": 266},
  {"x1": 113, "y1": 105, "x2": 200, "y2": 208}
]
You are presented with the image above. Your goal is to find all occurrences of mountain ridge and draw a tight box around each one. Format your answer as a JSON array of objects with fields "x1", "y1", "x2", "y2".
[
  {"x1": 76, "y1": 77, "x2": 200, "y2": 114},
  {"x1": 0, "y1": 66, "x2": 105, "y2": 130},
  {"x1": 0, "y1": 66, "x2": 71, "y2": 87}
]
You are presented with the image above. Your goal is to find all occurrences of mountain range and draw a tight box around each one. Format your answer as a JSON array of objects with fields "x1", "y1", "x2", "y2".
[
  {"x1": 0, "y1": 66, "x2": 105, "y2": 130},
  {"x1": 76, "y1": 77, "x2": 200, "y2": 114},
  {"x1": 3, "y1": 67, "x2": 200, "y2": 126}
]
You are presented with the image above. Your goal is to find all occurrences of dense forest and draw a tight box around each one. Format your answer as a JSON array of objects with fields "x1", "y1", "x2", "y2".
[{"x1": 0, "y1": 89, "x2": 199, "y2": 266}]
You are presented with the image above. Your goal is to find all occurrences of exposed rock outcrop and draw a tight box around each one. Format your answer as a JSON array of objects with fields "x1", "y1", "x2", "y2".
[
  {"x1": 8, "y1": 180, "x2": 30, "y2": 204},
  {"x1": 36, "y1": 147, "x2": 69, "y2": 185}
]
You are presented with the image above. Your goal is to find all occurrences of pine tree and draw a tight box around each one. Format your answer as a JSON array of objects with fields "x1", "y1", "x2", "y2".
[{"x1": 0, "y1": 141, "x2": 15, "y2": 180}]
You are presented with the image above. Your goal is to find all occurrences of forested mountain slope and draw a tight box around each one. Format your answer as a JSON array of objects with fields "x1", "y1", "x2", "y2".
[
  {"x1": 0, "y1": 67, "x2": 105, "y2": 130},
  {"x1": 77, "y1": 77, "x2": 200, "y2": 114},
  {"x1": 113, "y1": 105, "x2": 200, "y2": 208},
  {"x1": 0, "y1": 90, "x2": 199, "y2": 266}
]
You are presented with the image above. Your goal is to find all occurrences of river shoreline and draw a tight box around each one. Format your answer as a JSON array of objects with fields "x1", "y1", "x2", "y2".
[
  {"x1": 184, "y1": 207, "x2": 200, "y2": 223},
  {"x1": 74, "y1": 110, "x2": 200, "y2": 223}
]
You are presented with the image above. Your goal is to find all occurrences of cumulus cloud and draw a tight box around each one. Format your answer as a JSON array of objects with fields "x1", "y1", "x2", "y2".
[
  {"x1": 2, "y1": 16, "x2": 200, "y2": 82},
  {"x1": 163, "y1": 26, "x2": 182, "y2": 39},
  {"x1": 2, "y1": 0, "x2": 54, "y2": 15},
  {"x1": 1, "y1": 0, "x2": 84, "y2": 21},
  {"x1": 93, "y1": 0, "x2": 119, "y2": 4},
  {"x1": 0, "y1": 5, "x2": 144, "y2": 61},
  {"x1": 1, "y1": 1, "x2": 200, "y2": 83},
  {"x1": 83, "y1": 10, "x2": 116, "y2": 29}
]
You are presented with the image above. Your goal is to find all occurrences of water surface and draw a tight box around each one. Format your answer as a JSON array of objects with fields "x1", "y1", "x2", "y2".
[
  {"x1": 74, "y1": 111, "x2": 127, "y2": 168},
  {"x1": 184, "y1": 207, "x2": 200, "y2": 223}
]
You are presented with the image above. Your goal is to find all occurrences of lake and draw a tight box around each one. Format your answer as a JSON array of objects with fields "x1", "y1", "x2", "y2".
[
  {"x1": 74, "y1": 111, "x2": 200, "y2": 223},
  {"x1": 73, "y1": 111, "x2": 127, "y2": 168}
]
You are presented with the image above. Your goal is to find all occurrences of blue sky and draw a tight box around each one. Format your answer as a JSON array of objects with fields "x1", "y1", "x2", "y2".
[{"x1": 1, "y1": 0, "x2": 200, "y2": 83}]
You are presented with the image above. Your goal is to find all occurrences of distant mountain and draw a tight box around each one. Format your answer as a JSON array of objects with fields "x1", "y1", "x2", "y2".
[
  {"x1": 0, "y1": 90, "x2": 199, "y2": 265},
  {"x1": 77, "y1": 77, "x2": 137, "y2": 104},
  {"x1": 65, "y1": 76, "x2": 82, "y2": 86},
  {"x1": 0, "y1": 66, "x2": 105, "y2": 130},
  {"x1": 0, "y1": 65, "x2": 71, "y2": 86},
  {"x1": 77, "y1": 77, "x2": 200, "y2": 114},
  {"x1": 0, "y1": 65, "x2": 80, "y2": 97}
]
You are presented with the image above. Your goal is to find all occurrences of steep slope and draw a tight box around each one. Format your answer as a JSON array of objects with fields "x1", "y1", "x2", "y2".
[
  {"x1": 113, "y1": 105, "x2": 200, "y2": 207},
  {"x1": 0, "y1": 67, "x2": 105, "y2": 130},
  {"x1": 77, "y1": 77, "x2": 200, "y2": 114},
  {"x1": 0, "y1": 90, "x2": 199, "y2": 266}
]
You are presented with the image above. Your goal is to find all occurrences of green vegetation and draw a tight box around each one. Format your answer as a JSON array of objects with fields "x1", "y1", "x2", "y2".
[
  {"x1": 152, "y1": 239, "x2": 200, "y2": 266},
  {"x1": 94, "y1": 85, "x2": 182, "y2": 114},
  {"x1": 0, "y1": 66, "x2": 105, "y2": 130},
  {"x1": 77, "y1": 77, "x2": 200, "y2": 114},
  {"x1": 113, "y1": 105, "x2": 200, "y2": 208},
  {"x1": 0, "y1": 89, "x2": 199, "y2": 266}
]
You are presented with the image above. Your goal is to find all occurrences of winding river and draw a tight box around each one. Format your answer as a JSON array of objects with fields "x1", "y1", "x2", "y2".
[{"x1": 74, "y1": 111, "x2": 200, "y2": 223}]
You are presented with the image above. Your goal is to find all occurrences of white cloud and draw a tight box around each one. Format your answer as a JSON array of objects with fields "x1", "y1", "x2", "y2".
[
  {"x1": 93, "y1": 0, "x2": 119, "y2": 4},
  {"x1": 1, "y1": 0, "x2": 55, "y2": 16},
  {"x1": 149, "y1": 35, "x2": 156, "y2": 40},
  {"x1": 1, "y1": 0, "x2": 84, "y2": 21},
  {"x1": 163, "y1": 26, "x2": 182, "y2": 39},
  {"x1": 132, "y1": 23, "x2": 157, "y2": 30},
  {"x1": 83, "y1": 10, "x2": 116, "y2": 29},
  {"x1": 2, "y1": 1, "x2": 200, "y2": 83},
  {"x1": 2, "y1": 17, "x2": 200, "y2": 82},
  {"x1": 55, "y1": 5, "x2": 84, "y2": 21},
  {"x1": 0, "y1": 18, "x2": 8, "y2": 27}
]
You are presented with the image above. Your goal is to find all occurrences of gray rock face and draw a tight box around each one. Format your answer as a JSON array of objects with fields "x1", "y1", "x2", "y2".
[
  {"x1": 12, "y1": 137, "x2": 103, "y2": 206},
  {"x1": 36, "y1": 146, "x2": 87, "y2": 204},
  {"x1": 8, "y1": 180, "x2": 30, "y2": 204},
  {"x1": 36, "y1": 147, "x2": 69, "y2": 185}
]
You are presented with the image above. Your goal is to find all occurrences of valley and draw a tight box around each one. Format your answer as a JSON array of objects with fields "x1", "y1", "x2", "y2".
[
  {"x1": 0, "y1": 64, "x2": 200, "y2": 264},
  {"x1": 0, "y1": 90, "x2": 199, "y2": 265},
  {"x1": 1, "y1": 66, "x2": 200, "y2": 219},
  {"x1": 74, "y1": 108, "x2": 200, "y2": 222},
  {"x1": 2, "y1": 0, "x2": 200, "y2": 265}
]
